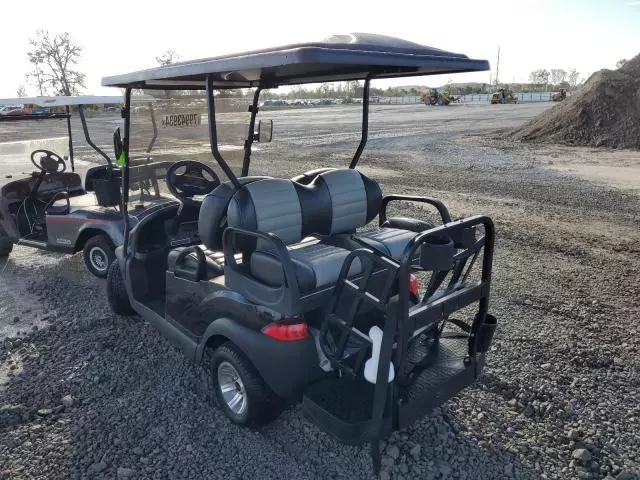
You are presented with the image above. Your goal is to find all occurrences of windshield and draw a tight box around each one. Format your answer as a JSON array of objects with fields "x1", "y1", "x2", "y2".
[
  {"x1": 125, "y1": 92, "x2": 250, "y2": 202},
  {"x1": 0, "y1": 107, "x2": 121, "y2": 187}
]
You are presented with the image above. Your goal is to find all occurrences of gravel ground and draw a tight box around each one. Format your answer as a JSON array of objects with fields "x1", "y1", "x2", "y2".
[{"x1": 1, "y1": 103, "x2": 639, "y2": 480}]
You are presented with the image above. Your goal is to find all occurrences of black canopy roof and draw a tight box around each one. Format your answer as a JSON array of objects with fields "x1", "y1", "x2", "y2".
[{"x1": 102, "y1": 33, "x2": 490, "y2": 90}]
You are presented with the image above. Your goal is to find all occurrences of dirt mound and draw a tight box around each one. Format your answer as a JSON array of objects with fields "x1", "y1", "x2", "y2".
[{"x1": 511, "y1": 53, "x2": 640, "y2": 149}]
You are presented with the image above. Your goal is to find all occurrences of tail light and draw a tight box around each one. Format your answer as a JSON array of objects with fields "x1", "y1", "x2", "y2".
[
  {"x1": 409, "y1": 274, "x2": 420, "y2": 296},
  {"x1": 262, "y1": 321, "x2": 309, "y2": 341}
]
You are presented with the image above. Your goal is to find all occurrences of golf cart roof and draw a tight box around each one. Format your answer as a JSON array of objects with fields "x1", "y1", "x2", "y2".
[
  {"x1": 101, "y1": 33, "x2": 490, "y2": 90},
  {"x1": 0, "y1": 95, "x2": 123, "y2": 107}
]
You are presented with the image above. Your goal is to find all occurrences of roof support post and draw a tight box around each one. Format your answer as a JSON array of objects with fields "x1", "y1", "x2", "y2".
[
  {"x1": 121, "y1": 87, "x2": 132, "y2": 256},
  {"x1": 241, "y1": 87, "x2": 262, "y2": 177},
  {"x1": 78, "y1": 104, "x2": 113, "y2": 169},
  {"x1": 349, "y1": 77, "x2": 371, "y2": 169},
  {"x1": 206, "y1": 75, "x2": 240, "y2": 187},
  {"x1": 65, "y1": 105, "x2": 75, "y2": 172}
]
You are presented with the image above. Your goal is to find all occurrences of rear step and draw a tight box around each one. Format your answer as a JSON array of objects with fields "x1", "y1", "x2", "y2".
[
  {"x1": 303, "y1": 336, "x2": 479, "y2": 443},
  {"x1": 306, "y1": 215, "x2": 497, "y2": 473}
]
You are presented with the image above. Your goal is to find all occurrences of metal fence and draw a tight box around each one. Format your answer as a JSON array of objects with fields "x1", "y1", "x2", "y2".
[{"x1": 366, "y1": 92, "x2": 554, "y2": 105}]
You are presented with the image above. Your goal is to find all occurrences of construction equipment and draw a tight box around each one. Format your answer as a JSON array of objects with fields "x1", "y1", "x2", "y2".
[
  {"x1": 490, "y1": 87, "x2": 518, "y2": 104},
  {"x1": 551, "y1": 88, "x2": 567, "y2": 102},
  {"x1": 421, "y1": 89, "x2": 454, "y2": 106}
]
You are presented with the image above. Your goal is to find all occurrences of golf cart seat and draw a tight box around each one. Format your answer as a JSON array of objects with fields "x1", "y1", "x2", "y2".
[
  {"x1": 166, "y1": 176, "x2": 271, "y2": 280},
  {"x1": 224, "y1": 178, "x2": 365, "y2": 313},
  {"x1": 303, "y1": 168, "x2": 420, "y2": 260}
]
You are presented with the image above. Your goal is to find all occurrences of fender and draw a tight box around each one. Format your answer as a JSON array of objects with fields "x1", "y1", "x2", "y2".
[{"x1": 196, "y1": 317, "x2": 322, "y2": 401}]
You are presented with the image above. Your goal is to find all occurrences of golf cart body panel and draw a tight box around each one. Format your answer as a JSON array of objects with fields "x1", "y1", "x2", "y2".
[{"x1": 102, "y1": 33, "x2": 497, "y2": 471}]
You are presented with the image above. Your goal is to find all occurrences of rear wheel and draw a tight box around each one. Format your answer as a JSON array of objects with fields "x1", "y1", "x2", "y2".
[
  {"x1": 0, "y1": 229, "x2": 12, "y2": 257},
  {"x1": 83, "y1": 234, "x2": 115, "y2": 278},
  {"x1": 209, "y1": 342, "x2": 283, "y2": 427},
  {"x1": 106, "y1": 260, "x2": 135, "y2": 316}
]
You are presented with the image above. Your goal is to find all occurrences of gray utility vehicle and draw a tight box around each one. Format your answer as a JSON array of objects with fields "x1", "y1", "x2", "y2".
[
  {"x1": 103, "y1": 33, "x2": 498, "y2": 472},
  {"x1": 0, "y1": 95, "x2": 178, "y2": 277}
]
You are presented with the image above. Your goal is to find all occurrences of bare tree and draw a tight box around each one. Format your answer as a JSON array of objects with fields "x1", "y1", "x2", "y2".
[
  {"x1": 27, "y1": 30, "x2": 85, "y2": 96},
  {"x1": 16, "y1": 85, "x2": 28, "y2": 97},
  {"x1": 156, "y1": 49, "x2": 180, "y2": 66},
  {"x1": 550, "y1": 69, "x2": 567, "y2": 85},
  {"x1": 616, "y1": 59, "x2": 627, "y2": 69},
  {"x1": 568, "y1": 69, "x2": 580, "y2": 88}
]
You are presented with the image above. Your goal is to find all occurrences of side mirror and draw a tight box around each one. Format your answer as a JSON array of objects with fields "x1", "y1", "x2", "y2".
[
  {"x1": 113, "y1": 127, "x2": 124, "y2": 166},
  {"x1": 256, "y1": 119, "x2": 273, "y2": 143}
]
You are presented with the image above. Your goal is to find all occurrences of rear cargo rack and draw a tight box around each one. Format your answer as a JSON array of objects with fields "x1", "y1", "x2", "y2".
[{"x1": 304, "y1": 215, "x2": 497, "y2": 472}]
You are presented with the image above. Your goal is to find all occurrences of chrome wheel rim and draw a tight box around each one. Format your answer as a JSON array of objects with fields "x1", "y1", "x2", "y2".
[
  {"x1": 89, "y1": 246, "x2": 108, "y2": 272},
  {"x1": 217, "y1": 361, "x2": 247, "y2": 415}
]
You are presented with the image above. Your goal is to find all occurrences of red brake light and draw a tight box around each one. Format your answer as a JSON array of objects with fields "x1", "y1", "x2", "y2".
[
  {"x1": 409, "y1": 274, "x2": 420, "y2": 296},
  {"x1": 262, "y1": 322, "x2": 309, "y2": 341}
]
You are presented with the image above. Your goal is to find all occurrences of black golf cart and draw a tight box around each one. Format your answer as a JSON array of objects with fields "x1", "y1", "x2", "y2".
[
  {"x1": 103, "y1": 33, "x2": 498, "y2": 471},
  {"x1": 0, "y1": 95, "x2": 180, "y2": 277}
]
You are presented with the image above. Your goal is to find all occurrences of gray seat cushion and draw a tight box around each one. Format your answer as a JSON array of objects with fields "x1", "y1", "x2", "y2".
[
  {"x1": 354, "y1": 227, "x2": 418, "y2": 260},
  {"x1": 250, "y1": 242, "x2": 362, "y2": 293}
]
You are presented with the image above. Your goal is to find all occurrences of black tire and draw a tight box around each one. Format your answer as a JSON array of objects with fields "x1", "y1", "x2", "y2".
[
  {"x1": 106, "y1": 260, "x2": 135, "y2": 316},
  {"x1": 83, "y1": 234, "x2": 115, "y2": 278},
  {"x1": 0, "y1": 242, "x2": 12, "y2": 257},
  {"x1": 0, "y1": 229, "x2": 12, "y2": 257},
  {"x1": 209, "y1": 342, "x2": 283, "y2": 427}
]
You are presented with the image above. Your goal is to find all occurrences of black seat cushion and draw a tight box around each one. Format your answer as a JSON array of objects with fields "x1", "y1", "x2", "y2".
[
  {"x1": 250, "y1": 242, "x2": 362, "y2": 293},
  {"x1": 167, "y1": 246, "x2": 225, "y2": 279}
]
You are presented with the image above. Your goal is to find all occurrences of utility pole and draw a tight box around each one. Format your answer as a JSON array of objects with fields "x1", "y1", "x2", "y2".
[{"x1": 495, "y1": 46, "x2": 501, "y2": 87}]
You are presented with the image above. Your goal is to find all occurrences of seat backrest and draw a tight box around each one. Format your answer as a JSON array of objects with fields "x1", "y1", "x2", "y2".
[
  {"x1": 198, "y1": 176, "x2": 271, "y2": 250},
  {"x1": 304, "y1": 168, "x2": 381, "y2": 235},
  {"x1": 227, "y1": 169, "x2": 382, "y2": 252}
]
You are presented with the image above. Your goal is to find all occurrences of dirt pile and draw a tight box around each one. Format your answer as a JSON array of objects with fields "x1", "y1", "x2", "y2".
[{"x1": 511, "y1": 53, "x2": 640, "y2": 149}]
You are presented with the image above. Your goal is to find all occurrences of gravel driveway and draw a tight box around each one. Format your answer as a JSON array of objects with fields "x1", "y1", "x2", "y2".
[{"x1": 1, "y1": 103, "x2": 639, "y2": 480}]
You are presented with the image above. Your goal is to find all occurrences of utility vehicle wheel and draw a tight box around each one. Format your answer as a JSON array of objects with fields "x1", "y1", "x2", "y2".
[
  {"x1": 0, "y1": 240, "x2": 12, "y2": 257},
  {"x1": 106, "y1": 260, "x2": 135, "y2": 316},
  {"x1": 210, "y1": 342, "x2": 283, "y2": 426},
  {"x1": 0, "y1": 230, "x2": 12, "y2": 257},
  {"x1": 83, "y1": 234, "x2": 115, "y2": 278}
]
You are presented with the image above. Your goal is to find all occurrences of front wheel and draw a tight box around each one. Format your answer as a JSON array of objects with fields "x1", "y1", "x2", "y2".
[
  {"x1": 83, "y1": 234, "x2": 115, "y2": 278},
  {"x1": 209, "y1": 342, "x2": 283, "y2": 427},
  {"x1": 106, "y1": 260, "x2": 135, "y2": 316}
]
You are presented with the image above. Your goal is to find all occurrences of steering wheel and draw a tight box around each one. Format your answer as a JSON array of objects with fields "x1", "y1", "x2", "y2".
[
  {"x1": 30, "y1": 150, "x2": 66, "y2": 174},
  {"x1": 165, "y1": 160, "x2": 220, "y2": 206}
]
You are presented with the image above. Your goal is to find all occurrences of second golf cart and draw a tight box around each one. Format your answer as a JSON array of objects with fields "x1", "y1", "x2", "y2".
[
  {"x1": 0, "y1": 95, "x2": 183, "y2": 276},
  {"x1": 103, "y1": 33, "x2": 498, "y2": 471}
]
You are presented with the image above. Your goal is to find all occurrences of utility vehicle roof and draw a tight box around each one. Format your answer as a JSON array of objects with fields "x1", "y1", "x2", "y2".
[
  {"x1": 101, "y1": 33, "x2": 490, "y2": 90},
  {"x1": 0, "y1": 95, "x2": 123, "y2": 107}
]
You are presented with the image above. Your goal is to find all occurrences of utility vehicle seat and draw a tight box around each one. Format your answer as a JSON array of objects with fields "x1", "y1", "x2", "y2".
[
  {"x1": 167, "y1": 177, "x2": 270, "y2": 280},
  {"x1": 300, "y1": 168, "x2": 419, "y2": 261},
  {"x1": 227, "y1": 179, "x2": 362, "y2": 294}
]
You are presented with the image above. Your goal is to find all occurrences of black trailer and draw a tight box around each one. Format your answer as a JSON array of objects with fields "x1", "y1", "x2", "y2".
[
  {"x1": 102, "y1": 33, "x2": 498, "y2": 472},
  {"x1": 0, "y1": 95, "x2": 178, "y2": 277}
]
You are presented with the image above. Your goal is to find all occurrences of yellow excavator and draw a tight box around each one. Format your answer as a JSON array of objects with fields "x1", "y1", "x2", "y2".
[{"x1": 490, "y1": 87, "x2": 518, "y2": 104}]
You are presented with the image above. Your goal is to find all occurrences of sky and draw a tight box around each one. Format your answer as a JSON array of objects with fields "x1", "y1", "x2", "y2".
[{"x1": 1, "y1": 0, "x2": 639, "y2": 97}]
